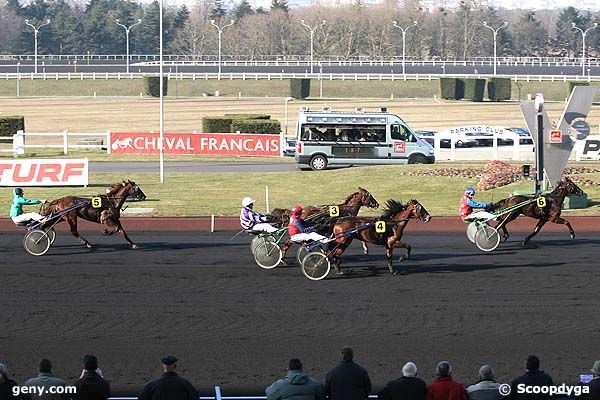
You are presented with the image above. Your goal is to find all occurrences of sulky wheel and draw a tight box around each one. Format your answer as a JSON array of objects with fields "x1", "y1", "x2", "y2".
[
  {"x1": 254, "y1": 241, "x2": 283, "y2": 269},
  {"x1": 466, "y1": 222, "x2": 479, "y2": 243},
  {"x1": 301, "y1": 252, "x2": 331, "y2": 281},
  {"x1": 46, "y1": 228, "x2": 56, "y2": 246},
  {"x1": 23, "y1": 229, "x2": 52, "y2": 256},
  {"x1": 296, "y1": 246, "x2": 310, "y2": 265},
  {"x1": 250, "y1": 234, "x2": 275, "y2": 255},
  {"x1": 474, "y1": 225, "x2": 501, "y2": 252}
]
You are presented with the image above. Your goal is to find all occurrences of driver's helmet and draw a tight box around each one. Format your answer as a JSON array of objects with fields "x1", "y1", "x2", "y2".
[
  {"x1": 241, "y1": 197, "x2": 255, "y2": 207},
  {"x1": 14, "y1": 187, "x2": 23, "y2": 196},
  {"x1": 291, "y1": 205, "x2": 303, "y2": 218},
  {"x1": 464, "y1": 187, "x2": 476, "y2": 196}
]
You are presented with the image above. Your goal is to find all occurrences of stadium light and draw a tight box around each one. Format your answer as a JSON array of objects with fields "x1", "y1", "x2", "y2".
[
  {"x1": 392, "y1": 20, "x2": 417, "y2": 76},
  {"x1": 115, "y1": 18, "x2": 142, "y2": 73},
  {"x1": 24, "y1": 19, "x2": 51, "y2": 74},
  {"x1": 482, "y1": 21, "x2": 508, "y2": 76},
  {"x1": 210, "y1": 19, "x2": 235, "y2": 79},
  {"x1": 571, "y1": 22, "x2": 599, "y2": 76},
  {"x1": 300, "y1": 19, "x2": 326, "y2": 74}
]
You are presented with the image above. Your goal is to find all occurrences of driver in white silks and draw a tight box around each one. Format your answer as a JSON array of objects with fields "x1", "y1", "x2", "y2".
[
  {"x1": 459, "y1": 187, "x2": 494, "y2": 222},
  {"x1": 239, "y1": 197, "x2": 278, "y2": 233},
  {"x1": 10, "y1": 187, "x2": 47, "y2": 224}
]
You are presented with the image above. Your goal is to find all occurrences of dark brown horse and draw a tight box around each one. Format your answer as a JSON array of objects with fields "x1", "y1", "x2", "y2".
[
  {"x1": 330, "y1": 199, "x2": 431, "y2": 275},
  {"x1": 491, "y1": 177, "x2": 585, "y2": 246},
  {"x1": 278, "y1": 187, "x2": 380, "y2": 258},
  {"x1": 43, "y1": 180, "x2": 146, "y2": 249}
]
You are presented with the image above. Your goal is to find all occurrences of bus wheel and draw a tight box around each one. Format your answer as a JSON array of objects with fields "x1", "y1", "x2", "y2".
[
  {"x1": 408, "y1": 155, "x2": 427, "y2": 164},
  {"x1": 310, "y1": 155, "x2": 328, "y2": 170}
]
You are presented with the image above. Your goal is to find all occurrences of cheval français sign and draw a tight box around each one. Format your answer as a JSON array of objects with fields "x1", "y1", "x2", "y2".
[
  {"x1": 0, "y1": 159, "x2": 89, "y2": 186},
  {"x1": 110, "y1": 132, "x2": 283, "y2": 156}
]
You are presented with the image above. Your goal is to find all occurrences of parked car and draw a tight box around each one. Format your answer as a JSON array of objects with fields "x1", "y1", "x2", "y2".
[
  {"x1": 507, "y1": 127, "x2": 533, "y2": 144},
  {"x1": 283, "y1": 138, "x2": 296, "y2": 156},
  {"x1": 414, "y1": 130, "x2": 478, "y2": 148}
]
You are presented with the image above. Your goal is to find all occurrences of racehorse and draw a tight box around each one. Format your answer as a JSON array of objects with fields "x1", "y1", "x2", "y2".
[
  {"x1": 330, "y1": 199, "x2": 431, "y2": 275},
  {"x1": 42, "y1": 180, "x2": 146, "y2": 249},
  {"x1": 490, "y1": 177, "x2": 585, "y2": 246},
  {"x1": 277, "y1": 187, "x2": 380, "y2": 258}
]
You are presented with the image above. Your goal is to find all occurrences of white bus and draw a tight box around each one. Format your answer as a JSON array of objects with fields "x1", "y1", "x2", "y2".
[{"x1": 294, "y1": 107, "x2": 435, "y2": 170}]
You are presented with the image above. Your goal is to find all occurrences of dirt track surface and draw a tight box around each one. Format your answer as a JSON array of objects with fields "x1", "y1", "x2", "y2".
[{"x1": 1, "y1": 229, "x2": 600, "y2": 397}]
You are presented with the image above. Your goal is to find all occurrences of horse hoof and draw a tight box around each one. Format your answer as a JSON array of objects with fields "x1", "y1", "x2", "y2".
[
  {"x1": 85, "y1": 243, "x2": 92, "y2": 249},
  {"x1": 570, "y1": 234, "x2": 575, "y2": 240},
  {"x1": 399, "y1": 256, "x2": 408, "y2": 262},
  {"x1": 131, "y1": 244, "x2": 140, "y2": 250},
  {"x1": 363, "y1": 250, "x2": 368, "y2": 255},
  {"x1": 336, "y1": 270, "x2": 345, "y2": 275}
]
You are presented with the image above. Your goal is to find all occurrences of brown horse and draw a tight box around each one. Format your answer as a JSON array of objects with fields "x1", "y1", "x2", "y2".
[
  {"x1": 491, "y1": 177, "x2": 585, "y2": 246},
  {"x1": 277, "y1": 187, "x2": 380, "y2": 258},
  {"x1": 330, "y1": 199, "x2": 431, "y2": 275},
  {"x1": 43, "y1": 180, "x2": 146, "y2": 249}
]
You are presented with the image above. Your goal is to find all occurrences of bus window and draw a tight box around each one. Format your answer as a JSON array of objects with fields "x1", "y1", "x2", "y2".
[{"x1": 391, "y1": 124, "x2": 410, "y2": 141}]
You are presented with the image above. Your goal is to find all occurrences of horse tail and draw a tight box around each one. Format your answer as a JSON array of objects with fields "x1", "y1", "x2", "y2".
[{"x1": 487, "y1": 200, "x2": 505, "y2": 213}]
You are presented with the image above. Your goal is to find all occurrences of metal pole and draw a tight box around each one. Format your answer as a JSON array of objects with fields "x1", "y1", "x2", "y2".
[
  {"x1": 534, "y1": 93, "x2": 544, "y2": 194},
  {"x1": 218, "y1": 30, "x2": 222, "y2": 78},
  {"x1": 159, "y1": 0, "x2": 164, "y2": 183},
  {"x1": 284, "y1": 98, "x2": 289, "y2": 135},
  {"x1": 16, "y1": 62, "x2": 20, "y2": 97},
  {"x1": 126, "y1": 29, "x2": 130, "y2": 74},
  {"x1": 210, "y1": 20, "x2": 235, "y2": 81},
  {"x1": 493, "y1": 30, "x2": 497, "y2": 75},
  {"x1": 483, "y1": 21, "x2": 507, "y2": 76},
  {"x1": 572, "y1": 23, "x2": 598, "y2": 77},
  {"x1": 392, "y1": 21, "x2": 417, "y2": 77},
  {"x1": 34, "y1": 30, "x2": 38, "y2": 74},
  {"x1": 300, "y1": 20, "x2": 326, "y2": 75}
]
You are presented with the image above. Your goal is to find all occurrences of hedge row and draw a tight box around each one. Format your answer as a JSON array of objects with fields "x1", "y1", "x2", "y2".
[
  {"x1": 143, "y1": 76, "x2": 168, "y2": 97},
  {"x1": 0, "y1": 116, "x2": 25, "y2": 137},
  {"x1": 290, "y1": 79, "x2": 311, "y2": 99},
  {"x1": 232, "y1": 119, "x2": 281, "y2": 134},
  {"x1": 439, "y1": 77, "x2": 511, "y2": 101},
  {"x1": 202, "y1": 114, "x2": 280, "y2": 134}
]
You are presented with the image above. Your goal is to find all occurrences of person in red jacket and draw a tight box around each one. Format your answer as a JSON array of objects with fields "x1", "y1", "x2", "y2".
[
  {"x1": 459, "y1": 188, "x2": 494, "y2": 222},
  {"x1": 427, "y1": 361, "x2": 468, "y2": 400},
  {"x1": 287, "y1": 205, "x2": 327, "y2": 243}
]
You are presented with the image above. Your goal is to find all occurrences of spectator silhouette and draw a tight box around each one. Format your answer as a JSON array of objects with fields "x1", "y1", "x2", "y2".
[
  {"x1": 466, "y1": 365, "x2": 502, "y2": 400},
  {"x1": 73, "y1": 355, "x2": 110, "y2": 400},
  {"x1": 378, "y1": 361, "x2": 427, "y2": 400},
  {"x1": 0, "y1": 362, "x2": 19, "y2": 400},
  {"x1": 265, "y1": 358, "x2": 325, "y2": 400},
  {"x1": 509, "y1": 356, "x2": 553, "y2": 400},
  {"x1": 325, "y1": 347, "x2": 372, "y2": 400},
  {"x1": 586, "y1": 361, "x2": 600, "y2": 400},
  {"x1": 427, "y1": 361, "x2": 468, "y2": 400},
  {"x1": 23, "y1": 359, "x2": 67, "y2": 400},
  {"x1": 139, "y1": 355, "x2": 198, "y2": 400}
]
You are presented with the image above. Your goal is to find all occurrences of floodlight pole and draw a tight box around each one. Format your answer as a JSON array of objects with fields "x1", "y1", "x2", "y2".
[
  {"x1": 210, "y1": 19, "x2": 235, "y2": 80},
  {"x1": 284, "y1": 97, "x2": 294, "y2": 135},
  {"x1": 24, "y1": 19, "x2": 50, "y2": 74},
  {"x1": 115, "y1": 18, "x2": 142, "y2": 74},
  {"x1": 159, "y1": 0, "x2": 164, "y2": 182},
  {"x1": 483, "y1": 21, "x2": 508, "y2": 76},
  {"x1": 572, "y1": 22, "x2": 599, "y2": 76},
  {"x1": 392, "y1": 20, "x2": 417, "y2": 76},
  {"x1": 300, "y1": 19, "x2": 326, "y2": 74}
]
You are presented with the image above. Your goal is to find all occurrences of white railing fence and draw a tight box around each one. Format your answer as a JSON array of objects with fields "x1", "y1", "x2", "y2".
[
  {"x1": 2, "y1": 71, "x2": 599, "y2": 82},
  {"x1": 8, "y1": 130, "x2": 110, "y2": 157}
]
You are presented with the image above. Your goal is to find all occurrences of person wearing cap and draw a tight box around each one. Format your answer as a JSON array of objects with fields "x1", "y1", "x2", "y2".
[
  {"x1": 459, "y1": 188, "x2": 494, "y2": 222},
  {"x1": 139, "y1": 355, "x2": 198, "y2": 400},
  {"x1": 288, "y1": 205, "x2": 327, "y2": 244},
  {"x1": 427, "y1": 361, "x2": 467, "y2": 400},
  {"x1": 10, "y1": 187, "x2": 47, "y2": 225},
  {"x1": 240, "y1": 197, "x2": 278, "y2": 233},
  {"x1": 72, "y1": 355, "x2": 110, "y2": 400},
  {"x1": 325, "y1": 347, "x2": 372, "y2": 400},
  {"x1": 509, "y1": 356, "x2": 553, "y2": 400},
  {"x1": 22, "y1": 359, "x2": 67, "y2": 400},
  {"x1": 265, "y1": 358, "x2": 325, "y2": 400},
  {"x1": 466, "y1": 365, "x2": 503, "y2": 400},
  {"x1": 586, "y1": 361, "x2": 600, "y2": 400},
  {"x1": 0, "y1": 362, "x2": 20, "y2": 400},
  {"x1": 378, "y1": 362, "x2": 427, "y2": 400}
]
